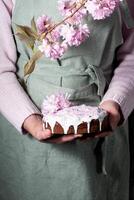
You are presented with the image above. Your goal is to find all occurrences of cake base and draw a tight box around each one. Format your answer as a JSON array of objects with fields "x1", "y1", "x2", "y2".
[{"x1": 44, "y1": 114, "x2": 111, "y2": 138}]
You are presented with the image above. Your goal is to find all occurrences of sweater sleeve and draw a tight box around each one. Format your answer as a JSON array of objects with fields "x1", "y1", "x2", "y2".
[
  {"x1": 100, "y1": 27, "x2": 134, "y2": 120},
  {"x1": 0, "y1": 0, "x2": 41, "y2": 133}
]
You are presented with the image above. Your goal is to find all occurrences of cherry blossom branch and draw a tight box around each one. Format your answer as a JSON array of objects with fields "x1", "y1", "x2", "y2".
[
  {"x1": 16, "y1": 0, "x2": 121, "y2": 75},
  {"x1": 40, "y1": 0, "x2": 88, "y2": 40}
]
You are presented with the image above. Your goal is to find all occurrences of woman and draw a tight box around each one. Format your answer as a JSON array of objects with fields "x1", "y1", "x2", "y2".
[
  {"x1": 0, "y1": 0, "x2": 134, "y2": 200},
  {"x1": 129, "y1": 111, "x2": 134, "y2": 200}
]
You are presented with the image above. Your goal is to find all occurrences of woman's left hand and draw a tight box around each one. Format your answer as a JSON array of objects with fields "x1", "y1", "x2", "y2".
[{"x1": 95, "y1": 100, "x2": 122, "y2": 138}]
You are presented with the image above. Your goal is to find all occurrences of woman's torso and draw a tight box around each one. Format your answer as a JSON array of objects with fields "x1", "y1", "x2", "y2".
[{"x1": 11, "y1": 0, "x2": 124, "y2": 107}]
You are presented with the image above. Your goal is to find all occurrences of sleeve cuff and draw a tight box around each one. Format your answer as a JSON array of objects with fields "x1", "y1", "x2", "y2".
[
  {"x1": 11, "y1": 106, "x2": 42, "y2": 134},
  {"x1": 100, "y1": 91, "x2": 133, "y2": 121}
]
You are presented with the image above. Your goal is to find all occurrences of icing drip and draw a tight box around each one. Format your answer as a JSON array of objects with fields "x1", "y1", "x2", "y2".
[
  {"x1": 74, "y1": 125, "x2": 78, "y2": 134},
  {"x1": 58, "y1": 120, "x2": 69, "y2": 134},
  {"x1": 43, "y1": 105, "x2": 107, "y2": 134},
  {"x1": 46, "y1": 122, "x2": 48, "y2": 129},
  {"x1": 46, "y1": 120, "x2": 56, "y2": 134},
  {"x1": 99, "y1": 120, "x2": 102, "y2": 132},
  {"x1": 87, "y1": 122, "x2": 91, "y2": 133}
]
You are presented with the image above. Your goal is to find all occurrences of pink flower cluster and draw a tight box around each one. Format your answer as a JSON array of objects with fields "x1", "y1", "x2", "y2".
[
  {"x1": 58, "y1": 0, "x2": 75, "y2": 16},
  {"x1": 58, "y1": 0, "x2": 121, "y2": 20},
  {"x1": 39, "y1": 39, "x2": 68, "y2": 59},
  {"x1": 36, "y1": 0, "x2": 121, "y2": 60},
  {"x1": 58, "y1": 0, "x2": 87, "y2": 23},
  {"x1": 60, "y1": 23, "x2": 90, "y2": 46},
  {"x1": 38, "y1": 21, "x2": 90, "y2": 59},
  {"x1": 85, "y1": 0, "x2": 120, "y2": 20},
  {"x1": 41, "y1": 93, "x2": 72, "y2": 115}
]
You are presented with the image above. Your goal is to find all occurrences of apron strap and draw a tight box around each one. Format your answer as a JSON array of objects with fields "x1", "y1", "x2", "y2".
[
  {"x1": 94, "y1": 138, "x2": 107, "y2": 175},
  {"x1": 120, "y1": 0, "x2": 134, "y2": 28}
]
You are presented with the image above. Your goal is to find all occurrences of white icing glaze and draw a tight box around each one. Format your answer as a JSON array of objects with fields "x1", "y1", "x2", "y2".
[
  {"x1": 99, "y1": 120, "x2": 102, "y2": 132},
  {"x1": 87, "y1": 122, "x2": 90, "y2": 133},
  {"x1": 43, "y1": 105, "x2": 107, "y2": 134}
]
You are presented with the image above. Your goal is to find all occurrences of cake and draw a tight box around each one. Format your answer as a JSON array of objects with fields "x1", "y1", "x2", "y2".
[{"x1": 41, "y1": 94, "x2": 111, "y2": 137}]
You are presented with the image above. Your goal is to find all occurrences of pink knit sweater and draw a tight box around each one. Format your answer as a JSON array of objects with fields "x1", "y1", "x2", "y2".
[{"x1": 0, "y1": 0, "x2": 134, "y2": 133}]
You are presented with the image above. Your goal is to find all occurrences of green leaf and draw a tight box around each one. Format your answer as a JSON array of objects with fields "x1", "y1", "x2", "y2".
[
  {"x1": 16, "y1": 24, "x2": 37, "y2": 39},
  {"x1": 24, "y1": 51, "x2": 43, "y2": 76},
  {"x1": 24, "y1": 61, "x2": 35, "y2": 77},
  {"x1": 16, "y1": 24, "x2": 39, "y2": 49},
  {"x1": 16, "y1": 32, "x2": 35, "y2": 49},
  {"x1": 31, "y1": 17, "x2": 37, "y2": 33}
]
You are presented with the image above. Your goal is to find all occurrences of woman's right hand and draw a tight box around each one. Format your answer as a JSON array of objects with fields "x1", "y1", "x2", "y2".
[{"x1": 22, "y1": 114, "x2": 52, "y2": 141}]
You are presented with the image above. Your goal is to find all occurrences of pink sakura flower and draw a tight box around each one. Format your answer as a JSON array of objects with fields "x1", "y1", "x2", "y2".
[
  {"x1": 36, "y1": 15, "x2": 52, "y2": 34},
  {"x1": 58, "y1": 0, "x2": 86, "y2": 24},
  {"x1": 58, "y1": 0, "x2": 75, "y2": 16},
  {"x1": 50, "y1": 27, "x2": 61, "y2": 42},
  {"x1": 60, "y1": 23, "x2": 90, "y2": 46},
  {"x1": 38, "y1": 39, "x2": 68, "y2": 59},
  {"x1": 85, "y1": 0, "x2": 120, "y2": 20},
  {"x1": 70, "y1": 8, "x2": 87, "y2": 24},
  {"x1": 41, "y1": 93, "x2": 72, "y2": 115}
]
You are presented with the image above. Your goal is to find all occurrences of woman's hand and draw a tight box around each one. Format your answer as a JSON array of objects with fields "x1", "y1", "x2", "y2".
[
  {"x1": 96, "y1": 100, "x2": 123, "y2": 138},
  {"x1": 22, "y1": 114, "x2": 82, "y2": 143},
  {"x1": 22, "y1": 114, "x2": 52, "y2": 140}
]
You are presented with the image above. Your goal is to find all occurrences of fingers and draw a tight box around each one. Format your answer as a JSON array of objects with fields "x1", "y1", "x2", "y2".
[
  {"x1": 109, "y1": 110, "x2": 120, "y2": 130},
  {"x1": 34, "y1": 129, "x2": 52, "y2": 141},
  {"x1": 77, "y1": 131, "x2": 113, "y2": 141},
  {"x1": 35, "y1": 129, "x2": 112, "y2": 143},
  {"x1": 94, "y1": 131, "x2": 112, "y2": 138},
  {"x1": 99, "y1": 100, "x2": 121, "y2": 130},
  {"x1": 35, "y1": 130, "x2": 112, "y2": 143},
  {"x1": 34, "y1": 126, "x2": 83, "y2": 143},
  {"x1": 44, "y1": 134, "x2": 83, "y2": 144}
]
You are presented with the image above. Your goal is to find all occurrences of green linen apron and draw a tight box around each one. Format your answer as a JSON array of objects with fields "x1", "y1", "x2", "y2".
[
  {"x1": 0, "y1": 1, "x2": 134, "y2": 200},
  {"x1": 129, "y1": 111, "x2": 134, "y2": 200}
]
